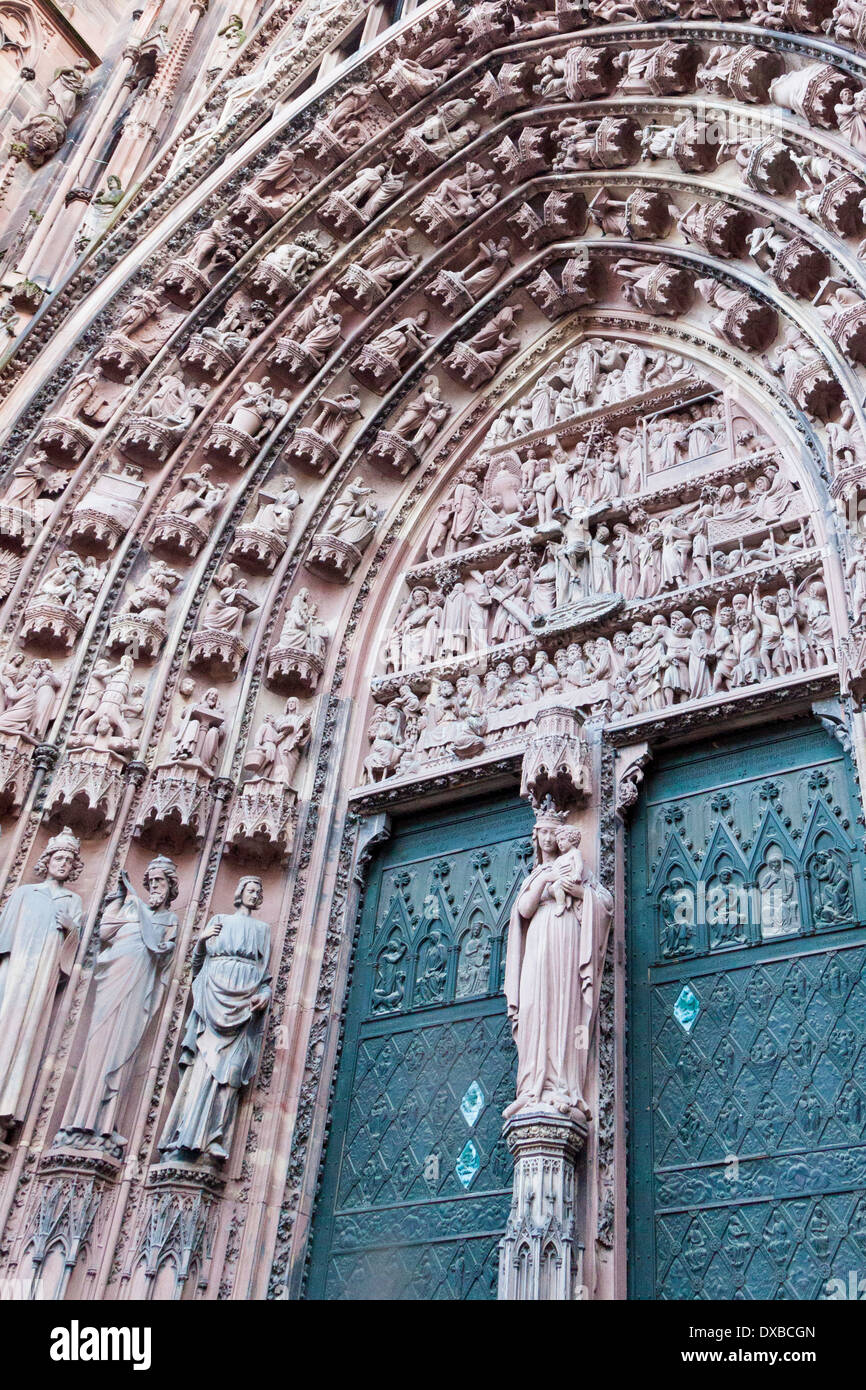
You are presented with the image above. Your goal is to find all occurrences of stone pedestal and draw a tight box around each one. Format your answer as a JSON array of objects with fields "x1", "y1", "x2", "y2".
[
  {"x1": 120, "y1": 414, "x2": 182, "y2": 466},
  {"x1": 182, "y1": 333, "x2": 243, "y2": 382},
  {"x1": 268, "y1": 336, "x2": 324, "y2": 385},
  {"x1": 229, "y1": 523, "x2": 287, "y2": 572},
  {"x1": 21, "y1": 599, "x2": 85, "y2": 650},
  {"x1": 305, "y1": 533, "x2": 365, "y2": 583},
  {"x1": 134, "y1": 762, "x2": 214, "y2": 850},
  {"x1": 132, "y1": 1162, "x2": 222, "y2": 1298},
  {"x1": 107, "y1": 612, "x2": 167, "y2": 660},
  {"x1": 266, "y1": 644, "x2": 323, "y2": 695},
  {"x1": 498, "y1": 1111, "x2": 587, "y2": 1301},
  {"x1": 225, "y1": 779, "x2": 296, "y2": 862},
  {"x1": 0, "y1": 503, "x2": 33, "y2": 549},
  {"x1": 44, "y1": 746, "x2": 128, "y2": 834},
  {"x1": 68, "y1": 471, "x2": 145, "y2": 553},
  {"x1": 36, "y1": 415, "x2": 95, "y2": 465},
  {"x1": 204, "y1": 421, "x2": 260, "y2": 469},
  {"x1": 147, "y1": 512, "x2": 211, "y2": 559},
  {"x1": 162, "y1": 257, "x2": 211, "y2": 308}
]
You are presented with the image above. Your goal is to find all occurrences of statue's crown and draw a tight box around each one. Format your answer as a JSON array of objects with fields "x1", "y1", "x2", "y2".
[
  {"x1": 534, "y1": 795, "x2": 570, "y2": 828},
  {"x1": 45, "y1": 826, "x2": 80, "y2": 856}
]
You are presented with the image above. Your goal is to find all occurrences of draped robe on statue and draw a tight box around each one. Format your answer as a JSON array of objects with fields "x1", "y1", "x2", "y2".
[
  {"x1": 60, "y1": 874, "x2": 176, "y2": 1142},
  {"x1": 503, "y1": 854, "x2": 612, "y2": 1119},
  {"x1": 0, "y1": 880, "x2": 82, "y2": 1128},
  {"x1": 159, "y1": 912, "x2": 270, "y2": 1160}
]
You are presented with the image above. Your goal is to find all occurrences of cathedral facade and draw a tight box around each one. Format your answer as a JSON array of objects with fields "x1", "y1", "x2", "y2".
[{"x1": 1, "y1": 0, "x2": 866, "y2": 1301}]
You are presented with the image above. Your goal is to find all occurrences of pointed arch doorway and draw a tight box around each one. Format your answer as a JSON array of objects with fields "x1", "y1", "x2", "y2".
[{"x1": 628, "y1": 719, "x2": 866, "y2": 1299}]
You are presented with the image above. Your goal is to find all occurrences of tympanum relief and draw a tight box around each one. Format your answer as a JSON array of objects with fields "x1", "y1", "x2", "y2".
[{"x1": 364, "y1": 343, "x2": 828, "y2": 787}]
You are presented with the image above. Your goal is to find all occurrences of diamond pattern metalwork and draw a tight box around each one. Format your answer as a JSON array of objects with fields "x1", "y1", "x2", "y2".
[
  {"x1": 630, "y1": 725, "x2": 866, "y2": 1300},
  {"x1": 460, "y1": 1080, "x2": 485, "y2": 1127},
  {"x1": 456, "y1": 1140, "x2": 481, "y2": 1188},
  {"x1": 673, "y1": 984, "x2": 700, "y2": 1033},
  {"x1": 307, "y1": 806, "x2": 531, "y2": 1300}
]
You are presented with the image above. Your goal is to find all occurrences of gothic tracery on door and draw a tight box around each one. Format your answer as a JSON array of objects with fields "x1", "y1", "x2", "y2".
[
  {"x1": 629, "y1": 721, "x2": 866, "y2": 1299},
  {"x1": 306, "y1": 797, "x2": 532, "y2": 1300}
]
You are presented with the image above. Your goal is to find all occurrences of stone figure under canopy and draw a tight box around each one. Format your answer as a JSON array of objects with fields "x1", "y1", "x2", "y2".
[
  {"x1": 278, "y1": 588, "x2": 329, "y2": 658},
  {"x1": 56, "y1": 858, "x2": 179, "y2": 1151},
  {"x1": 158, "y1": 875, "x2": 271, "y2": 1163},
  {"x1": 244, "y1": 698, "x2": 311, "y2": 788},
  {"x1": 0, "y1": 828, "x2": 84, "y2": 1140}
]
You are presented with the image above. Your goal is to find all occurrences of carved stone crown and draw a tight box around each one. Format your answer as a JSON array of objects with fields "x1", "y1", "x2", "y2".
[{"x1": 533, "y1": 795, "x2": 570, "y2": 828}]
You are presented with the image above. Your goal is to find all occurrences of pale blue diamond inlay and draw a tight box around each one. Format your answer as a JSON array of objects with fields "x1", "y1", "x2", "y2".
[
  {"x1": 455, "y1": 1140, "x2": 480, "y2": 1188},
  {"x1": 460, "y1": 1080, "x2": 485, "y2": 1127},
  {"x1": 673, "y1": 984, "x2": 700, "y2": 1034}
]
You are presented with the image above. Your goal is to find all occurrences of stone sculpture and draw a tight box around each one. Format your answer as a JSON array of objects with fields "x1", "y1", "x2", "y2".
[{"x1": 158, "y1": 876, "x2": 271, "y2": 1163}]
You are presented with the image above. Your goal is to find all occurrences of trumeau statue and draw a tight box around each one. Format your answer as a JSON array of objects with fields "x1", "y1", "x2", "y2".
[
  {"x1": 0, "y1": 828, "x2": 84, "y2": 1140},
  {"x1": 56, "y1": 858, "x2": 179, "y2": 1152},
  {"x1": 158, "y1": 876, "x2": 271, "y2": 1163},
  {"x1": 504, "y1": 807, "x2": 612, "y2": 1120}
]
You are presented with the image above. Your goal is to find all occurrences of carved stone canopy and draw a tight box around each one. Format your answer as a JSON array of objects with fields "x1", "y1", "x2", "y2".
[{"x1": 520, "y1": 705, "x2": 590, "y2": 809}]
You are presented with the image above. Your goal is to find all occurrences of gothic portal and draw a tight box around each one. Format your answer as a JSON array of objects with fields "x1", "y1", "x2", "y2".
[{"x1": 2, "y1": 0, "x2": 866, "y2": 1303}]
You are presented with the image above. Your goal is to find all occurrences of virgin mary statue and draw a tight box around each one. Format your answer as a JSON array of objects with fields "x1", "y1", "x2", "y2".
[{"x1": 503, "y1": 811, "x2": 613, "y2": 1121}]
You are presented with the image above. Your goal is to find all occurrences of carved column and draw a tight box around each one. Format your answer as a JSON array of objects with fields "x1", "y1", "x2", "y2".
[{"x1": 498, "y1": 1113, "x2": 587, "y2": 1301}]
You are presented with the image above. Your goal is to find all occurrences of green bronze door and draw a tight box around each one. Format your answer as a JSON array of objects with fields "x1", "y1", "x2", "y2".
[
  {"x1": 306, "y1": 796, "x2": 533, "y2": 1300},
  {"x1": 629, "y1": 720, "x2": 866, "y2": 1299}
]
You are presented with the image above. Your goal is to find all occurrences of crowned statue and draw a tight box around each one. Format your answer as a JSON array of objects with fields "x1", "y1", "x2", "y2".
[
  {"x1": 0, "y1": 828, "x2": 84, "y2": 1140},
  {"x1": 503, "y1": 801, "x2": 612, "y2": 1122}
]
